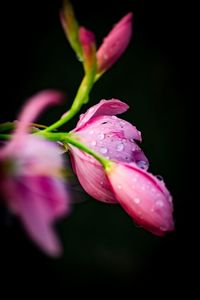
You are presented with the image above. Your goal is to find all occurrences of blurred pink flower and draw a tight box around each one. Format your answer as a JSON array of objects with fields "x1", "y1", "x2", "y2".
[
  {"x1": 97, "y1": 13, "x2": 133, "y2": 74},
  {"x1": 69, "y1": 99, "x2": 148, "y2": 203},
  {"x1": 0, "y1": 91, "x2": 70, "y2": 256},
  {"x1": 106, "y1": 162, "x2": 174, "y2": 236}
]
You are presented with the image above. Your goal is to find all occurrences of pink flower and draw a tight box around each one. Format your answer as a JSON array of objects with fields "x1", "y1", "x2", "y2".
[
  {"x1": 0, "y1": 91, "x2": 70, "y2": 256},
  {"x1": 69, "y1": 99, "x2": 148, "y2": 203},
  {"x1": 106, "y1": 162, "x2": 174, "y2": 236},
  {"x1": 97, "y1": 13, "x2": 133, "y2": 74}
]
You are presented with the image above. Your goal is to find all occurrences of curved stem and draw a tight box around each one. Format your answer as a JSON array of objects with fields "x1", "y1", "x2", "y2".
[
  {"x1": 41, "y1": 74, "x2": 92, "y2": 133},
  {"x1": 39, "y1": 131, "x2": 109, "y2": 169},
  {"x1": 64, "y1": 134, "x2": 109, "y2": 169},
  {"x1": 0, "y1": 130, "x2": 110, "y2": 169},
  {"x1": 0, "y1": 134, "x2": 11, "y2": 140}
]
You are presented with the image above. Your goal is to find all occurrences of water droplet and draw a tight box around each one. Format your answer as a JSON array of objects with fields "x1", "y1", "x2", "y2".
[
  {"x1": 100, "y1": 147, "x2": 108, "y2": 154},
  {"x1": 110, "y1": 104, "x2": 119, "y2": 108},
  {"x1": 100, "y1": 181, "x2": 104, "y2": 185},
  {"x1": 118, "y1": 184, "x2": 122, "y2": 189},
  {"x1": 116, "y1": 143, "x2": 124, "y2": 152},
  {"x1": 89, "y1": 130, "x2": 94, "y2": 135},
  {"x1": 141, "y1": 185, "x2": 146, "y2": 191},
  {"x1": 89, "y1": 107, "x2": 95, "y2": 113},
  {"x1": 156, "y1": 200, "x2": 164, "y2": 207},
  {"x1": 134, "y1": 197, "x2": 140, "y2": 204},
  {"x1": 132, "y1": 177, "x2": 138, "y2": 182},
  {"x1": 111, "y1": 116, "x2": 117, "y2": 120},
  {"x1": 98, "y1": 133, "x2": 105, "y2": 140},
  {"x1": 91, "y1": 141, "x2": 97, "y2": 146},
  {"x1": 131, "y1": 144, "x2": 136, "y2": 151},
  {"x1": 150, "y1": 207, "x2": 155, "y2": 212},
  {"x1": 103, "y1": 53, "x2": 108, "y2": 60},
  {"x1": 137, "y1": 160, "x2": 148, "y2": 170},
  {"x1": 130, "y1": 138, "x2": 135, "y2": 143},
  {"x1": 156, "y1": 175, "x2": 163, "y2": 181}
]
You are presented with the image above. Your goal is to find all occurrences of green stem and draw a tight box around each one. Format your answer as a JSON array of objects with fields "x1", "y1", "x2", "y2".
[
  {"x1": 41, "y1": 74, "x2": 92, "y2": 133},
  {"x1": 65, "y1": 135, "x2": 109, "y2": 169},
  {"x1": 40, "y1": 131, "x2": 109, "y2": 169},
  {"x1": 0, "y1": 130, "x2": 110, "y2": 169},
  {"x1": 0, "y1": 133, "x2": 11, "y2": 140}
]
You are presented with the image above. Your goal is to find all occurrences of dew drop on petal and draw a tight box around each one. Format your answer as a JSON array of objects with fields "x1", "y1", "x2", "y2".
[
  {"x1": 100, "y1": 147, "x2": 108, "y2": 154},
  {"x1": 89, "y1": 130, "x2": 94, "y2": 135},
  {"x1": 116, "y1": 143, "x2": 124, "y2": 152},
  {"x1": 156, "y1": 200, "x2": 164, "y2": 207},
  {"x1": 98, "y1": 133, "x2": 105, "y2": 140},
  {"x1": 137, "y1": 160, "x2": 148, "y2": 169},
  {"x1": 134, "y1": 197, "x2": 140, "y2": 204},
  {"x1": 91, "y1": 141, "x2": 97, "y2": 146},
  {"x1": 110, "y1": 104, "x2": 119, "y2": 109},
  {"x1": 118, "y1": 184, "x2": 122, "y2": 189},
  {"x1": 103, "y1": 53, "x2": 108, "y2": 60},
  {"x1": 89, "y1": 107, "x2": 95, "y2": 113}
]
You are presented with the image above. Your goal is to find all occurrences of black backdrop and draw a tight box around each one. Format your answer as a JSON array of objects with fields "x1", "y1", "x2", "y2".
[{"x1": 1, "y1": 0, "x2": 192, "y2": 296}]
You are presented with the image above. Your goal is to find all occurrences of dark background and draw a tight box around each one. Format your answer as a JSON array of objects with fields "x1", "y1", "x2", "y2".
[{"x1": 1, "y1": 0, "x2": 192, "y2": 295}]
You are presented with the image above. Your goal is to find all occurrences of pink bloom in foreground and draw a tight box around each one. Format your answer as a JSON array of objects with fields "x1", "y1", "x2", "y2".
[
  {"x1": 106, "y1": 162, "x2": 174, "y2": 236},
  {"x1": 0, "y1": 91, "x2": 70, "y2": 256},
  {"x1": 69, "y1": 99, "x2": 148, "y2": 203},
  {"x1": 97, "y1": 13, "x2": 133, "y2": 74}
]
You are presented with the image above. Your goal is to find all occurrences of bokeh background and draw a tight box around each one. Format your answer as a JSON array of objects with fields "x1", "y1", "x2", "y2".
[{"x1": 1, "y1": 0, "x2": 191, "y2": 295}]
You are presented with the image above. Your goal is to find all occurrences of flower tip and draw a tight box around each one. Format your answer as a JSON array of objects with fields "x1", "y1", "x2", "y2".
[
  {"x1": 96, "y1": 11, "x2": 133, "y2": 74},
  {"x1": 47, "y1": 243, "x2": 63, "y2": 258},
  {"x1": 112, "y1": 12, "x2": 133, "y2": 31},
  {"x1": 122, "y1": 12, "x2": 134, "y2": 24},
  {"x1": 79, "y1": 27, "x2": 95, "y2": 46}
]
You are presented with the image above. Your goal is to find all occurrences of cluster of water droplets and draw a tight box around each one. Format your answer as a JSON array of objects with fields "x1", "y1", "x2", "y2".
[
  {"x1": 114, "y1": 169, "x2": 172, "y2": 231},
  {"x1": 76, "y1": 115, "x2": 149, "y2": 168}
]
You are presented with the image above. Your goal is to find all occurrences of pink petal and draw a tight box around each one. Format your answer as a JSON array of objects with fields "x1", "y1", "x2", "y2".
[
  {"x1": 16, "y1": 90, "x2": 63, "y2": 135},
  {"x1": 73, "y1": 115, "x2": 148, "y2": 167},
  {"x1": 107, "y1": 162, "x2": 174, "y2": 236},
  {"x1": 3, "y1": 176, "x2": 69, "y2": 256},
  {"x1": 75, "y1": 99, "x2": 129, "y2": 130},
  {"x1": 69, "y1": 146, "x2": 116, "y2": 203},
  {"x1": 0, "y1": 91, "x2": 63, "y2": 158}
]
